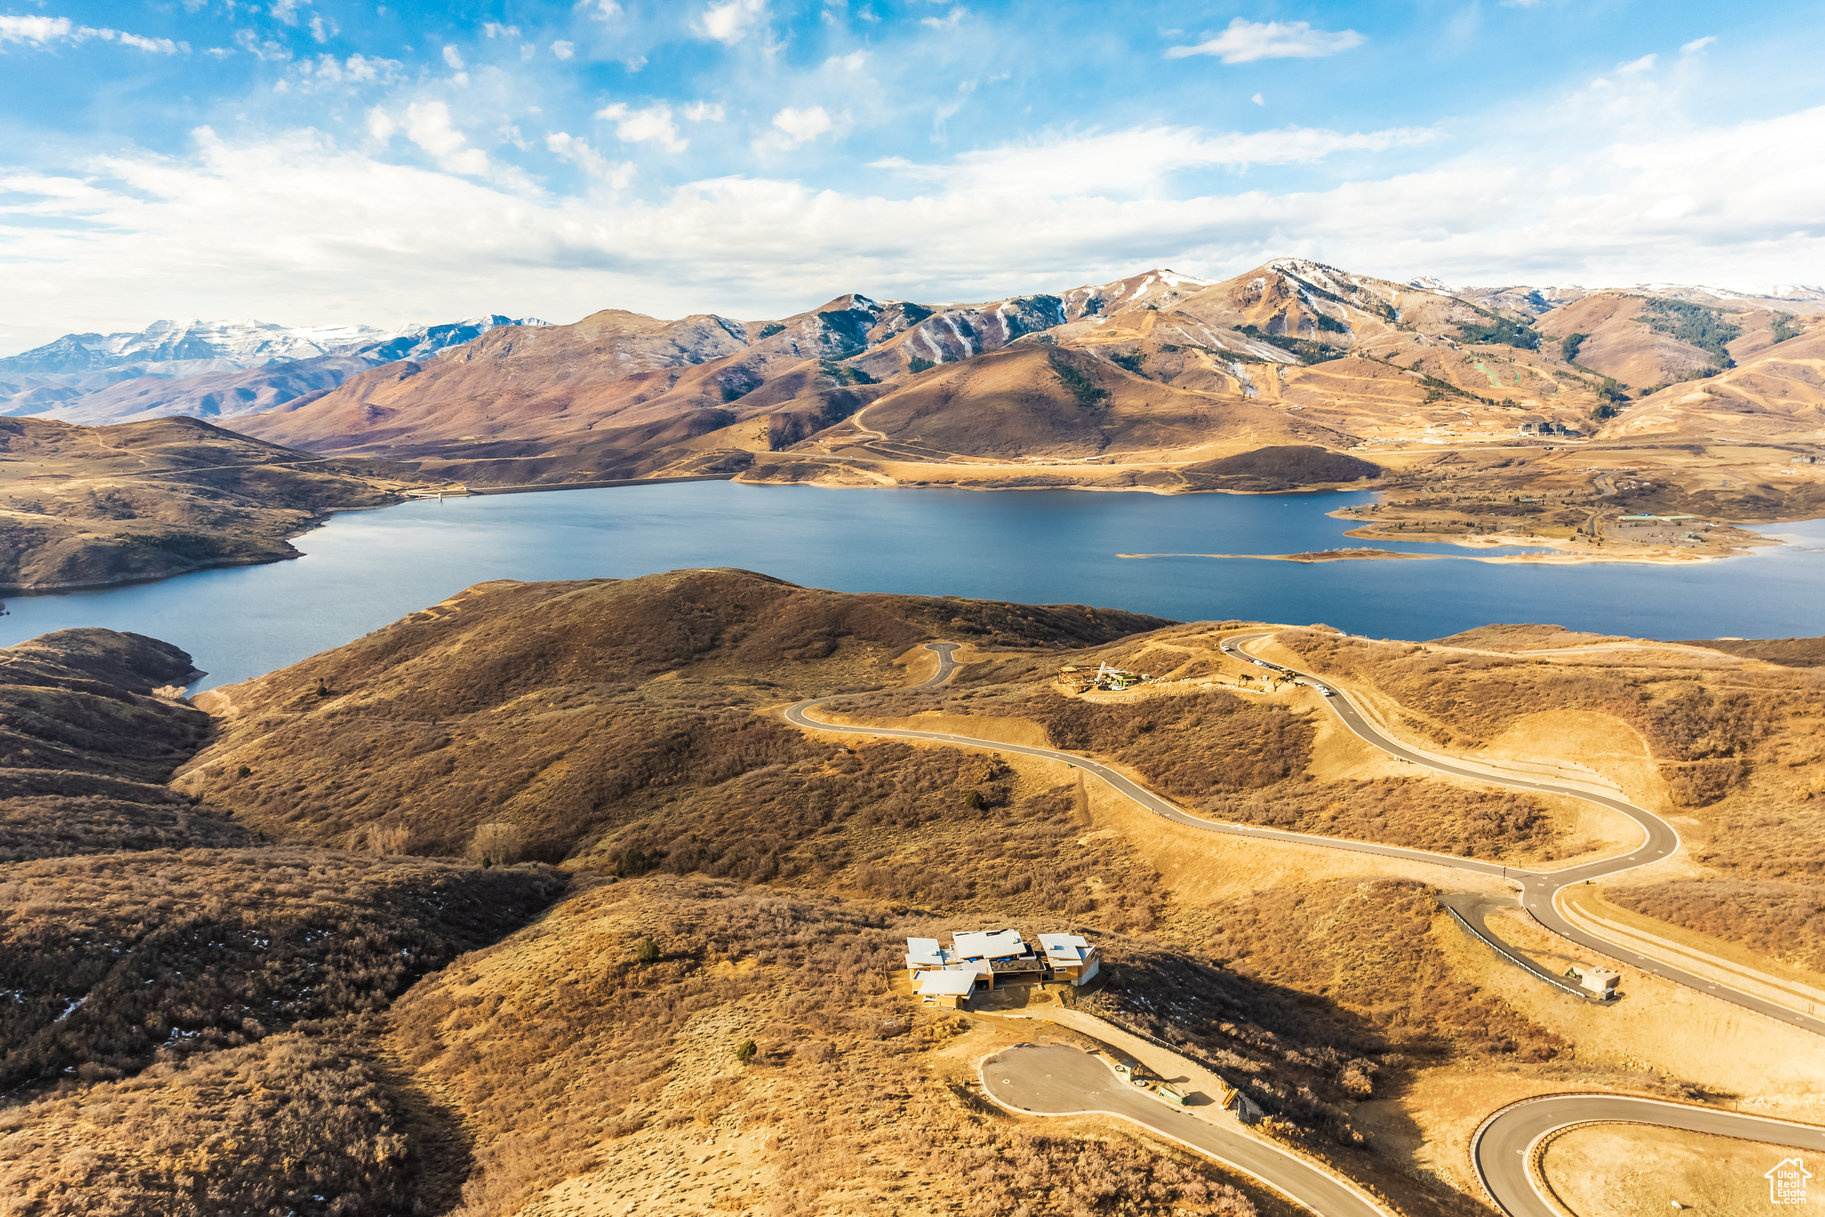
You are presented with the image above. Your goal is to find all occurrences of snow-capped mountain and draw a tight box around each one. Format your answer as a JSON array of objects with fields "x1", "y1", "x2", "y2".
[{"x1": 0, "y1": 315, "x2": 547, "y2": 423}]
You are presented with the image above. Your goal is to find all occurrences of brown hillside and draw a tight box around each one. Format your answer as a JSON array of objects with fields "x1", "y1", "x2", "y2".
[
  {"x1": 854, "y1": 345, "x2": 1332, "y2": 459},
  {"x1": 175, "y1": 570, "x2": 1167, "y2": 858},
  {"x1": 1180, "y1": 444, "x2": 1382, "y2": 491},
  {"x1": 0, "y1": 626, "x2": 566, "y2": 1213},
  {"x1": 0, "y1": 415, "x2": 403, "y2": 592},
  {"x1": 1603, "y1": 325, "x2": 1825, "y2": 440},
  {"x1": 1535, "y1": 291, "x2": 1727, "y2": 387}
]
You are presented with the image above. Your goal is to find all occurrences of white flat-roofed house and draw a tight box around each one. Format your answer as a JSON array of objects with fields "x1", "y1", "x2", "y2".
[
  {"x1": 903, "y1": 929, "x2": 1100, "y2": 1005},
  {"x1": 915, "y1": 968, "x2": 979, "y2": 1008},
  {"x1": 1037, "y1": 932, "x2": 1100, "y2": 986},
  {"x1": 950, "y1": 929, "x2": 1028, "y2": 961},
  {"x1": 904, "y1": 937, "x2": 953, "y2": 973}
]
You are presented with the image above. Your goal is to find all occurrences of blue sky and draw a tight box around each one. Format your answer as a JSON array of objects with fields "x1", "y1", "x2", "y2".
[{"x1": 2, "y1": 1, "x2": 1823, "y2": 350}]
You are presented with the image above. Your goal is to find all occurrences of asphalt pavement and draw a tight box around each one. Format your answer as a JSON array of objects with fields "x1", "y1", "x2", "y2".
[
  {"x1": 982, "y1": 1044, "x2": 1388, "y2": 1217},
  {"x1": 1473, "y1": 1093, "x2": 1825, "y2": 1217}
]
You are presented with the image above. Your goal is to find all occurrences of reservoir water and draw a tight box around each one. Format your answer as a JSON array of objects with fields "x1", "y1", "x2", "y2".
[{"x1": 3, "y1": 480, "x2": 1823, "y2": 688}]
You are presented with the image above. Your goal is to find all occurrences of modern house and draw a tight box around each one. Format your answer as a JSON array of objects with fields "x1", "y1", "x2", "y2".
[{"x1": 905, "y1": 929, "x2": 1099, "y2": 1006}]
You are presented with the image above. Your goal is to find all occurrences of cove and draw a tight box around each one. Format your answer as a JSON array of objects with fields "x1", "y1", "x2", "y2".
[{"x1": 2, "y1": 480, "x2": 1823, "y2": 689}]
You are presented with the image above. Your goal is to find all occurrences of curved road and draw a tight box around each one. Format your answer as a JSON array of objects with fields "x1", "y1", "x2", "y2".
[
  {"x1": 787, "y1": 639, "x2": 1824, "y2": 1035},
  {"x1": 1473, "y1": 1093, "x2": 1825, "y2": 1217},
  {"x1": 1221, "y1": 632, "x2": 1825, "y2": 1037},
  {"x1": 791, "y1": 641, "x2": 1825, "y2": 1215},
  {"x1": 982, "y1": 1043, "x2": 1390, "y2": 1217}
]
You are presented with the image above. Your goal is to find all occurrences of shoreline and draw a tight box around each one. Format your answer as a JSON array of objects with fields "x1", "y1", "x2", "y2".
[
  {"x1": 1116, "y1": 547, "x2": 1722, "y2": 567},
  {"x1": 0, "y1": 470, "x2": 1811, "y2": 602}
]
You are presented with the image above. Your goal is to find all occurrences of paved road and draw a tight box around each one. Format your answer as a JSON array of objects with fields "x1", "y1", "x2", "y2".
[
  {"x1": 1473, "y1": 1093, "x2": 1825, "y2": 1217},
  {"x1": 981, "y1": 1044, "x2": 1389, "y2": 1217},
  {"x1": 793, "y1": 641, "x2": 1825, "y2": 1216},
  {"x1": 788, "y1": 638, "x2": 1825, "y2": 1035},
  {"x1": 1221, "y1": 632, "x2": 1825, "y2": 1037}
]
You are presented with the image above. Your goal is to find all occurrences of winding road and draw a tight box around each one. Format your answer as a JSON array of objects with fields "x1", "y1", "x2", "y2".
[
  {"x1": 783, "y1": 635, "x2": 1825, "y2": 1216},
  {"x1": 1473, "y1": 1094, "x2": 1825, "y2": 1217},
  {"x1": 981, "y1": 1043, "x2": 1390, "y2": 1217},
  {"x1": 788, "y1": 637, "x2": 1825, "y2": 1035}
]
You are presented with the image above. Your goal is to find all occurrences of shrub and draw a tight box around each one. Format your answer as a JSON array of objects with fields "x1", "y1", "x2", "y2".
[
  {"x1": 1046, "y1": 352, "x2": 1109, "y2": 407},
  {"x1": 635, "y1": 937, "x2": 660, "y2": 964},
  {"x1": 467, "y1": 820, "x2": 524, "y2": 867},
  {"x1": 1456, "y1": 314, "x2": 1540, "y2": 349},
  {"x1": 735, "y1": 1038, "x2": 757, "y2": 1063}
]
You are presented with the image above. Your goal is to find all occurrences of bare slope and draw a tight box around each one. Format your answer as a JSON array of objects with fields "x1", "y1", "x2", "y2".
[{"x1": 0, "y1": 415, "x2": 405, "y2": 591}]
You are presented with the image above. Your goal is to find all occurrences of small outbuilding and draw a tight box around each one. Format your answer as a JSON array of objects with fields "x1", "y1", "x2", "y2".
[{"x1": 1565, "y1": 964, "x2": 1621, "y2": 999}]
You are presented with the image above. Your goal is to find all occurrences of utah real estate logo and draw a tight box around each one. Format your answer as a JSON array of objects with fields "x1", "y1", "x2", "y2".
[{"x1": 1767, "y1": 1158, "x2": 1811, "y2": 1205}]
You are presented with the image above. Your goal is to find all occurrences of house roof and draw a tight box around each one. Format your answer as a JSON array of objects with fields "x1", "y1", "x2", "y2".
[
  {"x1": 905, "y1": 937, "x2": 950, "y2": 968},
  {"x1": 1038, "y1": 932, "x2": 1091, "y2": 965},
  {"x1": 952, "y1": 929, "x2": 1028, "y2": 960},
  {"x1": 916, "y1": 970, "x2": 978, "y2": 997}
]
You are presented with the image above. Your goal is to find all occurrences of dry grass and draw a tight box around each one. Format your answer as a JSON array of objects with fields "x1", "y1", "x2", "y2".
[
  {"x1": 0, "y1": 416, "x2": 400, "y2": 591},
  {"x1": 0, "y1": 847, "x2": 564, "y2": 1095},
  {"x1": 856, "y1": 643, "x2": 1567, "y2": 859},
  {"x1": 389, "y1": 876, "x2": 1278, "y2": 1217},
  {"x1": 1608, "y1": 878, "x2": 1825, "y2": 974},
  {"x1": 0, "y1": 1030, "x2": 418, "y2": 1217},
  {"x1": 178, "y1": 570, "x2": 1162, "y2": 860}
]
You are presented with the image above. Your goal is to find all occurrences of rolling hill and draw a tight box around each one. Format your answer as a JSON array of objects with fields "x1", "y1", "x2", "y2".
[{"x1": 0, "y1": 415, "x2": 411, "y2": 592}]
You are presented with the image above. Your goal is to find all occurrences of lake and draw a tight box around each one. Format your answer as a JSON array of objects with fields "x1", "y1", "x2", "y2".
[{"x1": 3, "y1": 480, "x2": 1824, "y2": 688}]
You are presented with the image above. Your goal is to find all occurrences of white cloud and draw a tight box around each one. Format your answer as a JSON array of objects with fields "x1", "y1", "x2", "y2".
[
  {"x1": 921, "y1": 6, "x2": 964, "y2": 31},
  {"x1": 442, "y1": 44, "x2": 465, "y2": 70},
  {"x1": 877, "y1": 124, "x2": 1433, "y2": 198},
  {"x1": 550, "y1": 39, "x2": 575, "y2": 60},
  {"x1": 483, "y1": 22, "x2": 520, "y2": 39},
  {"x1": 695, "y1": 0, "x2": 767, "y2": 44},
  {"x1": 595, "y1": 102, "x2": 687, "y2": 153},
  {"x1": 5, "y1": 92, "x2": 1825, "y2": 353},
  {"x1": 0, "y1": 15, "x2": 75, "y2": 44},
  {"x1": 1166, "y1": 18, "x2": 1364, "y2": 64},
  {"x1": 0, "y1": 14, "x2": 182, "y2": 54},
  {"x1": 366, "y1": 107, "x2": 396, "y2": 141},
  {"x1": 1617, "y1": 53, "x2": 1657, "y2": 73},
  {"x1": 683, "y1": 101, "x2": 726, "y2": 123},
  {"x1": 391, "y1": 101, "x2": 490, "y2": 176},
  {"x1": 578, "y1": 0, "x2": 622, "y2": 17},
  {"x1": 546, "y1": 131, "x2": 635, "y2": 189},
  {"x1": 307, "y1": 13, "x2": 334, "y2": 43},
  {"x1": 1251, "y1": 92, "x2": 1264, "y2": 106},
  {"x1": 288, "y1": 53, "x2": 401, "y2": 91},
  {"x1": 1681, "y1": 36, "x2": 1716, "y2": 55},
  {"x1": 758, "y1": 105, "x2": 834, "y2": 152}
]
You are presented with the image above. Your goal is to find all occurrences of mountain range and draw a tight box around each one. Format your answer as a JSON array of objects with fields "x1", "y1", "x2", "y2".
[
  {"x1": 8, "y1": 259, "x2": 1822, "y2": 500},
  {"x1": 0, "y1": 315, "x2": 546, "y2": 425},
  {"x1": 214, "y1": 259, "x2": 1823, "y2": 492}
]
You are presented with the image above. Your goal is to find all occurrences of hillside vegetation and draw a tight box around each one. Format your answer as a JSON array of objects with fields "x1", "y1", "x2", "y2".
[
  {"x1": 0, "y1": 416, "x2": 408, "y2": 592},
  {"x1": 8, "y1": 578, "x2": 1795, "y2": 1216},
  {"x1": 0, "y1": 628, "x2": 564, "y2": 1215}
]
